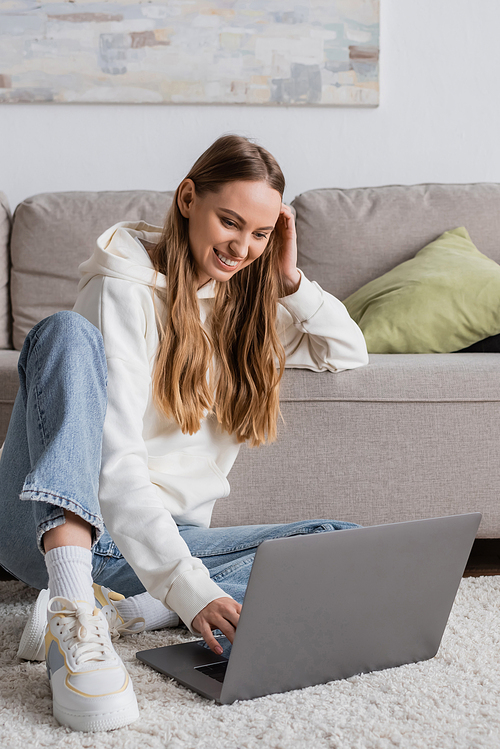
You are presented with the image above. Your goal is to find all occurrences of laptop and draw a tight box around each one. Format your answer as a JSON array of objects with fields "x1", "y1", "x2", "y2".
[{"x1": 136, "y1": 512, "x2": 481, "y2": 704}]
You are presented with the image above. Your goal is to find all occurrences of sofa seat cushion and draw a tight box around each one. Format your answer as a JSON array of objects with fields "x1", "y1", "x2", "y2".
[
  {"x1": 0, "y1": 350, "x2": 20, "y2": 399},
  {"x1": 280, "y1": 353, "x2": 500, "y2": 403},
  {"x1": 0, "y1": 350, "x2": 20, "y2": 443},
  {"x1": 3, "y1": 350, "x2": 498, "y2": 407},
  {"x1": 2, "y1": 348, "x2": 500, "y2": 534},
  {"x1": 215, "y1": 353, "x2": 500, "y2": 535}
]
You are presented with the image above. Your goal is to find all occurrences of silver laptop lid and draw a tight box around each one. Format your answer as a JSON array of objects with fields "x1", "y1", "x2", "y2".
[{"x1": 219, "y1": 513, "x2": 481, "y2": 704}]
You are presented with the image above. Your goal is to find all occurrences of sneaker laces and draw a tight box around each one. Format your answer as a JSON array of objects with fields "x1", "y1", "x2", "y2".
[
  {"x1": 105, "y1": 610, "x2": 146, "y2": 641},
  {"x1": 48, "y1": 596, "x2": 116, "y2": 666}
]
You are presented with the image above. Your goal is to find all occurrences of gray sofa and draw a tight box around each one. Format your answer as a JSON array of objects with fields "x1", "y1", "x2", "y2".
[{"x1": 1, "y1": 183, "x2": 499, "y2": 538}]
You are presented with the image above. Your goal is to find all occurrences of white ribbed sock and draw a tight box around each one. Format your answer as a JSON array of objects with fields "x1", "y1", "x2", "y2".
[
  {"x1": 44, "y1": 545, "x2": 95, "y2": 610},
  {"x1": 115, "y1": 591, "x2": 179, "y2": 630}
]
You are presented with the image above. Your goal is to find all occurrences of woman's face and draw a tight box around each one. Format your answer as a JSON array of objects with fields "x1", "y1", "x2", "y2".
[{"x1": 177, "y1": 179, "x2": 282, "y2": 288}]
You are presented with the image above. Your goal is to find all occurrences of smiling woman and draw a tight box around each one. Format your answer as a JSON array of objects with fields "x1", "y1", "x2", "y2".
[
  {"x1": 177, "y1": 180, "x2": 282, "y2": 286},
  {"x1": 2, "y1": 134, "x2": 369, "y2": 733},
  {"x1": 148, "y1": 135, "x2": 304, "y2": 450}
]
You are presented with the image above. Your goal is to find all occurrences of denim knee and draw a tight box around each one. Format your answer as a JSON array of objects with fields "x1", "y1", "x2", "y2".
[
  {"x1": 25, "y1": 309, "x2": 102, "y2": 339},
  {"x1": 22, "y1": 311, "x2": 105, "y2": 366},
  {"x1": 18, "y1": 311, "x2": 107, "y2": 395}
]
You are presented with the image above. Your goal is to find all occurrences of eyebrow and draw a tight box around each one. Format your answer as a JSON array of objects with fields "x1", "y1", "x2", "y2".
[{"x1": 218, "y1": 207, "x2": 275, "y2": 231}]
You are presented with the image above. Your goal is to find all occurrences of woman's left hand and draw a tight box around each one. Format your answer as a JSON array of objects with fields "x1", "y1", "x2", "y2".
[{"x1": 275, "y1": 203, "x2": 301, "y2": 296}]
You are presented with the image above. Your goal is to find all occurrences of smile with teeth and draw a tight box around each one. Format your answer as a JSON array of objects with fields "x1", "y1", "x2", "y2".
[{"x1": 213, "y1": 248, "x2": 239, "y2": 267}]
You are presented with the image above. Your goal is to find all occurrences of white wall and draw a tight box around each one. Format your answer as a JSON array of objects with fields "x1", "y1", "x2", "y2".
[{"x1": 2, "y1": 0, "x2": 500, "y2": 211}]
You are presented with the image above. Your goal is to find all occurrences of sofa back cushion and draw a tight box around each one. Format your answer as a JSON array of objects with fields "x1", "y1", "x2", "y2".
[
  {"x1": 10, "y1": 191, "x2": 174, "y2": 350},
  {"x1": 11, "y1": 183, "x2": 500, "y2": 350},
  {"x1": 0, "y1": 193, "x2": 12, "y2": 349},
  {"x1": 292, "y1": 183, "x2": 500, "y2": 301}
]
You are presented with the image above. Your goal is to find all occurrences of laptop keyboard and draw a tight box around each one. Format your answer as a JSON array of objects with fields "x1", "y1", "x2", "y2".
[
  {"x1": 194, "y1": 636, "x2": 232, "y2": 683},
  {"x1": 196, "y1": 635, "x2": 232, "y2": 658},
  {"x1": 196, "y1": 661, "x2": 228, "y2": 683}
]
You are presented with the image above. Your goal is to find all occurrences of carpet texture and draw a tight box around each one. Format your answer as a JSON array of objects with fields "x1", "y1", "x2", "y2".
[{"x1": 1, "y1": 577, "x2": 499, "y2": 749}]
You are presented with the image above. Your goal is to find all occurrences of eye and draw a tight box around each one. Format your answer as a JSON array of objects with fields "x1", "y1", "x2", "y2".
[
  {"x1": 254, "y1": 232, "x2": 268, "y2": 241},
  {"x1": 221, "y1": 217, "x2": 237, "y2": 228}
]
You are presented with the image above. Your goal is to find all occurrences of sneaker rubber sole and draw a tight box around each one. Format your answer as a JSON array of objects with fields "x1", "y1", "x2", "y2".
[
  {"x1": 52, "y1": 691, "x2": 139, "y2": 732},
  {"x1": 16, "y1": 588, "x2": 50, "y2": 661}
]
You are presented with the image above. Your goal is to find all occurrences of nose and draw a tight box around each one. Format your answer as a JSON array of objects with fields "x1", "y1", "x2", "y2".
[{"x1": 228, "y1": 237, "x2": 249, "y2": 260}]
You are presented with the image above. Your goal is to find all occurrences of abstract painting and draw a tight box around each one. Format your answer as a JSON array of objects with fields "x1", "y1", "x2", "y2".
[{"x1": 0, "y1": 0, "x2": 380, "y2": 105}]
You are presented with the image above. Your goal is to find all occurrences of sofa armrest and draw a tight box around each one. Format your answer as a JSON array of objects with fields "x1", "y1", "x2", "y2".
[{"x1": 0, "y1": 193, "x2": 12, "y2": 350}]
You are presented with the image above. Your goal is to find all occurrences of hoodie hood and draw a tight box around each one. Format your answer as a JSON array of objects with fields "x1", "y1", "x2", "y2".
[{"x1": 77, "y1": 220, "x2": 216, "y2": 299}]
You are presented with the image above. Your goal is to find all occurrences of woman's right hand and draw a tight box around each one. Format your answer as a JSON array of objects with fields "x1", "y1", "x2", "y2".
[{"x1": 191, "y1": 597, "x2": 242, "y2": 655}]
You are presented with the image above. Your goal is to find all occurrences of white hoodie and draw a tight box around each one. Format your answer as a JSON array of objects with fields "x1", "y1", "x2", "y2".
[{"x1": 72, "y1": 220, "x2": 369, "y2": 630}]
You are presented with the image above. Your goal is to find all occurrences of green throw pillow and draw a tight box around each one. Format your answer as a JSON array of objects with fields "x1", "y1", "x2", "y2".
[{"x1": 343, "y1": 227, "x2": 500, "y2": 353}]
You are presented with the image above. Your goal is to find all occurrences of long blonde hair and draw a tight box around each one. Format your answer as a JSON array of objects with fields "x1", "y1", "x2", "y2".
[{"x1": 149, "y1": 135, "x2": 287, "y2": 447}]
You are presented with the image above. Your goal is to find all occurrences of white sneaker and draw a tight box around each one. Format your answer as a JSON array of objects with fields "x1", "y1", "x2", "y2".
[
  {"x1": 92, "y1": 583, "x2": 145, "y2": 640},
  {"x1": 46, "y1": 596, "x2": 139, "y2": 732},
  {"x1": 17, "y1": 585, "x2": 145, "y2": 661}
]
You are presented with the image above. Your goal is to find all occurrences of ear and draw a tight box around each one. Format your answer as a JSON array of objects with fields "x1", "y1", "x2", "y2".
[{"x1": 177, "y1": 179, "x2": 196, "y2": 218}]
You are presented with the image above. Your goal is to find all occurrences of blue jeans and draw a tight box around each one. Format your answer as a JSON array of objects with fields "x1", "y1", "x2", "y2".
[{"x1": 0, "y1": 311, "x2": 359, "y2": 610}]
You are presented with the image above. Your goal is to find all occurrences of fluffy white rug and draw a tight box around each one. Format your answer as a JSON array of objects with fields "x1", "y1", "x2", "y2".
[{"x1": 0, "y1": 577, "x2": 499, "y2": 749}]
